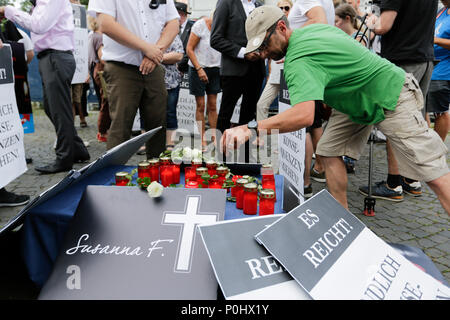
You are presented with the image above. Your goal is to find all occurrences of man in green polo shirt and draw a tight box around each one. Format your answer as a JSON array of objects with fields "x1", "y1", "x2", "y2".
[{"x1": 220, "y1": 6, "x2": 450, "y2": 215}]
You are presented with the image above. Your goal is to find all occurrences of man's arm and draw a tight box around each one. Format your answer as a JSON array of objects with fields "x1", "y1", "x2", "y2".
[
  {"x1": 96, "y1": 12, "x2": 163, "y2": 64},
  {"x1": 2, "y1": 0, "x2": 64, "y2": 35},
  {"x1": 368, "y1": 10, "x2": 397, "y2": 35},
  {"x1": 155, "y1": 19, "x2": 179, "y2": 53},
  {"x1": 435, "y1": 37, "x2": 450, "y2": 51},
  {"x1": 221, "y1": 101, "x2": 315, "y2": 154},
  {"x1": 302, "y1": 6, "x2": 328, "y2": 27}
]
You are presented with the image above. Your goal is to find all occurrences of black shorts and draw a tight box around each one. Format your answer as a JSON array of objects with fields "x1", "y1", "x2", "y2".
[
  {"x1": 188, "y1": 66, "x2": 221, "y2": 97},
  {"x1": 426, "y1": 80, "x2": 450, "y2": 114},
  {"x1": 306, "y1": 101, "x2": 325, "y2": 133}
]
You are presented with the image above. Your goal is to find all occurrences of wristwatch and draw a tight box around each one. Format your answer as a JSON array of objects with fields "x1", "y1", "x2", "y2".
[{"x1": 247, "y1": 119, "x2": 258, "y2": 137}]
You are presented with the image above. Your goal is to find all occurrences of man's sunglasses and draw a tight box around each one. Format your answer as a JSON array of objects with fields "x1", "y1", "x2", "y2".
[
  {"x1": 149, "y1": 0, "x2": 167, "y2": 9},
  {"x1": 278, "y1": 6, "x2": 290, "y2": 11},
  {"x1": 257, "y1": 25, "x2": 277, "y2": 53}
]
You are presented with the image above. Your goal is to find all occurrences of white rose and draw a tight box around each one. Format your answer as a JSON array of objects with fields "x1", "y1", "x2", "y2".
[
  {"x1": 147, "y1": 181, "x2": 164, "y2": 198},
  {"x1": 191, "y1": 148, "x2": 202, "y2": 160},
  {"x1": 183, "y1": 147, "x2": 192, "y2": 160}
]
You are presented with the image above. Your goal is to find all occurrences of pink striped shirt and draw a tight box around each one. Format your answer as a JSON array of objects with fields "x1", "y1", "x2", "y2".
[{"x1": 5, "y1": 0, "x2": 74, "y2": 53}]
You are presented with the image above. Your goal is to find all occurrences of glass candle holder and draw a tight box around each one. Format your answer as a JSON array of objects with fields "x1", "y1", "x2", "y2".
[
  {"x1": 147, "y1": 158, "x2": 160, "y2": 182},
  {"x1": 191, "y1": 159, "x2": 202, "y2": 170},
  {"x1": 206, "y1": 160, "x2": 218, "y2": 177},
  {"x1": 196, "y1": 167, "x2": 208, "y2": 188},
  {"x1": 208, "y1": 178, "x2": 222, "y2": 189},
  {"x1": 184, "y1": 166, "x2": 196, "y2": 184},
  {"x1": 115, "y1": 172, "x2": 129, "y2": 186},
  {"x1": 185, "y1": 180, "x2": 199, "y2": 188},
  {"x1": 138, "y1": 161, "x2": 150, "y2": 179},
  {"x1": 261, "y1": 165, "x2": 276, "y2": 201},
  {"x1": 231, "y1": 175, "x2": 242, "y2": 197},
  {"x1": 172, "y1": 164, "x2": 180, "y2": 184},
  {"x1": 235, "y1": 178, "x2": 249, "y2": 210},
  {"x1": 259, "y1": 189, "x2": 275, "y2": 216},
  {"x1": 243, "y1": 183, "x2": 258, "y2": 215},
  {"x1": 160, "y1": 165, "x2": 173, "y2": 187}
]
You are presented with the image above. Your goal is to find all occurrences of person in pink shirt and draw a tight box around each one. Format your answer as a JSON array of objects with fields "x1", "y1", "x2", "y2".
[{"x1": 0, "y1": 0, "x2": 90, "y2": 174}]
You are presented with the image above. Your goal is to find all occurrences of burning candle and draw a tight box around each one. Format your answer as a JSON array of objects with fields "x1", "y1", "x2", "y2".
[
  {"x1": 259, "y1": 189, "x2": 275, "y2": 216},
  {"x1": 184, "y1": 166, "x2": 196, "y2": 184},
  {"x1": 185, "y1": 180, "x2": 199, "y2": 189},
  {"x1": 208, "y1": 178, "x2": 222, "y2": 189},
  {"x1": 148, "y1": 158, "x2": 160, "y2": 182},
  {"x1": 138, "y1": 161, "x2": 150, "y2": 179},
  {"x1": 243, "y1": 183, "x2": 258, "y2": 215},
  {"x1": 235, "y1": 178, "x2": 249, "y2": 210},
  {"x1": 160, "y1": 165, "x2": 173, "y2": 187},
  {"x1": 196, "y1": 167, "x2": 208, "y2": 188},
  {"x1": 115, "y1": 172, "x2": 129, "y2": 186}
]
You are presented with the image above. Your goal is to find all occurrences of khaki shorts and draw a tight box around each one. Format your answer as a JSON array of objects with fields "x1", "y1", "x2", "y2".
[
  {"x1": 71, "y1": 83, "x2": 84, "y2": 104},
  {"x1": 317, "y1": 73, "x2": 449, "y2": 182}
]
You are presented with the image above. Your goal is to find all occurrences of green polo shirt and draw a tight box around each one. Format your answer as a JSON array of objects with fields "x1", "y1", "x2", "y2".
[{"x1": 284, "y1": 24, "x2": 405, "y2": 125}]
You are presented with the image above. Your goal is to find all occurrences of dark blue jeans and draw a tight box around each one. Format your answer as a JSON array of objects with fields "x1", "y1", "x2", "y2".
[{"x1": 166, "y1": 86, "x2": 180, "y2": 130}]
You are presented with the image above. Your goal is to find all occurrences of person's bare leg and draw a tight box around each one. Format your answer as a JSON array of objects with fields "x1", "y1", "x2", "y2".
[
  {"x1": 304, "y1": 133, "x2": 313, "y2": 188},
  {"x1": 434, "y1": 112, "x2": 450, "y2": 142},
  {"x1": 321, "y1": 156, "x2": 349, "y2": 209},
  {"x1": 426, "y1": 172, "x2": 450, "y2": 215},
  {"x1": 311, "y1": 126, "x2": 324, "y2": 173},
  {"x1": 195, "y1": 96, "x2": 206, "y2": 148},
  {"x1": 206, "y1": 94, "x2": 218, "y2": 146}
]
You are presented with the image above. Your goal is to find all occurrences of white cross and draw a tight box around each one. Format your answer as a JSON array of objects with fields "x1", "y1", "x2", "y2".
[{"x1": 163, "y1": 196, "x2": 218, "y2": 272}]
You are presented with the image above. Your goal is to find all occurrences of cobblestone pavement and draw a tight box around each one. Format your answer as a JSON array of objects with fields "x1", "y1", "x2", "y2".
[{"x1": 0, "y1": 107, "x2": 449, "y2": 298}]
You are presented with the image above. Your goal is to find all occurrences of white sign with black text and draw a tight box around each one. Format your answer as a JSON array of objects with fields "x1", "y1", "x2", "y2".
[
  {"x1": 0, "y1": 45, "x2": 27, "y2": 189},
  {"x1": 255, "y1": 190, "x2": 450, "y2": 300},
  {"x1": 71, "y1": 4, "x2": 89, "y2": 84}
]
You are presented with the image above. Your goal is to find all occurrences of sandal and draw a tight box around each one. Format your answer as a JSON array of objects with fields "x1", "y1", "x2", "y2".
[
  {"x1": 80, "y1": 121, "x2": 88, "y2": 128},
  {"x1": 136, "y1": 146, "x2": 146, "y2": 155}
]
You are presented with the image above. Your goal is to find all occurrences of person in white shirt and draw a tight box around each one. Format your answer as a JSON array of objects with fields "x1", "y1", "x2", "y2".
[
  {"x1": 187, "y1": 12, "x2": 221, "y2": 151},
  {"x1": 88, "y1": 0, "x2": 179, "y2": 158}
]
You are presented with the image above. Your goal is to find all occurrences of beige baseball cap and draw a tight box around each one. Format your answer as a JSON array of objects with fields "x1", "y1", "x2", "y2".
[{"x1": 245, "y1": 6, "x2": 284, "y2": 54}]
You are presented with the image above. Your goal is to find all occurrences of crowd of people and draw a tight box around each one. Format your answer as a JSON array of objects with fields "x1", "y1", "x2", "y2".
[{"x1": 0, "y1": 0, "x2": 448, "y2": 217}]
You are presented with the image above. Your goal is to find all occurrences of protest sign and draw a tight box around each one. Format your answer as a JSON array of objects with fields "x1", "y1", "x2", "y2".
[
  {"x1": 255, "y1": 190, "x2": 450, "y2": 300},
  {"x1": 0, "y1": 45, "x2": 27, "y2": 189},
  {"x1": 71, "y1": 4, "x2": 89, "y2": 84}
]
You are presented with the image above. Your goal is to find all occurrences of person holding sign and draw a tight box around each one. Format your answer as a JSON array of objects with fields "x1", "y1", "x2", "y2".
[
  {"x1": 220, "y1": 6, "x2": 450, "y2": 215},
  {"x1": 88, "y1": 0, "x2": 179, "y2": 159},
  {"x1": 1, "y1": 0, "x2": 91, "y2": 174}
]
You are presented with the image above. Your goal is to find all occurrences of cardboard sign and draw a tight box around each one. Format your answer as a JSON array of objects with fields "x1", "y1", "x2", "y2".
[
  {"x1": 0, "y1": 44, "x2": 27, "y2": 189},
  {"x1": 71, "y1": 4, "x2": 89, "y2": 84},
  {"x1": 199, "y1": 216, "x2": 311, "y2": 300},
  {"x1": 38, "y1": 186, "x2": 226, "y2": 299},
  {"x1": 255, "y1": 190, "x2": 450, "y2": 300},
  {"x1": 278, "y1": 69, "x2": 305, "y2": 205}
]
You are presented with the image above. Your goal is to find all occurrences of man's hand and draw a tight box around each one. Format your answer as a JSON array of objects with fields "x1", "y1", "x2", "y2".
[
  {"x1": 220, "y1": 124, "x2": 253, "y2": 155},
  {"x1": 140, "y1": 56, "x2": 156, "y2": 75},
  {"x1": 142, "y1": 43, "x2": 164, "y2": 65},
  {"x1": 0, "y1": 6, "x2": 5, "y2": 17},
  {"x1": 244, "y1": 51, "x2": 261, "y2": 61}
]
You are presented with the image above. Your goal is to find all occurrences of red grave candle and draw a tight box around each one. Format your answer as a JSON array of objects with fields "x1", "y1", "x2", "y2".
[
  {"x1": 185, "y1": 181, "x2": 199, "y2": 188},
  {"x1": 243, "y1": 183, "x2": 258, "y2": 215},
  {"x1": 216, "y1": 166, "x2": 228, "y2": 186},
  {"x1": 261, "y1": 165, "x2": 276, "y2": 201},
  {"x1": 196, "y1": 167, "x2": 208, "y2": 188},
  {"x1": 147, "y1": 158, "x2": 160, "y2": 182},
  {"x1": 115, "y1": 172, "x2": 129, "y2": 186},
  {"x1": 231, "y1": 175, "x2": 242, "y2": 197},
  {"x1": 138, "y1": 161, "x2": 150, "y2": 179},
  {"x1": 259, "y1": 189, "x2": 275, "y2": 216},
  {"x1": 235, "y1": 178, "x2": 249, "y2": 210},
  {"x1": 160, "y1": 165, "x2": 173, "y2": 187},
  {"x1": 172, "y1": 164, "x2": 180, "y2": 184},
  {"x1": 208, "y1": 178, "x2": 222, "y2": 189},
  {"x1": 184, "y1": 166, "x2": 196, "y2": 184},
  {"x1": 206, "y1": 161, "x2": 218, "y2": 177}
]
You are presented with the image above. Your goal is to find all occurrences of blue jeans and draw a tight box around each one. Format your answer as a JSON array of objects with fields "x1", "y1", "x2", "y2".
[{"x1": 166, "y1": 86, "x2": 180, "y2": 130}]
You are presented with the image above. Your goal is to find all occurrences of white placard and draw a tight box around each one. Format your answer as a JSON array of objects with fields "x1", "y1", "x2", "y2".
[
  {"x1": 277, "y1": 69, "x2": 305, "y2": 196},
  {"x1": 71, "y1": 4, "x2": 89, "y2": 84},
  {"x1": 0, "y1": 45, "x2": 27, "y2": 189}
]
